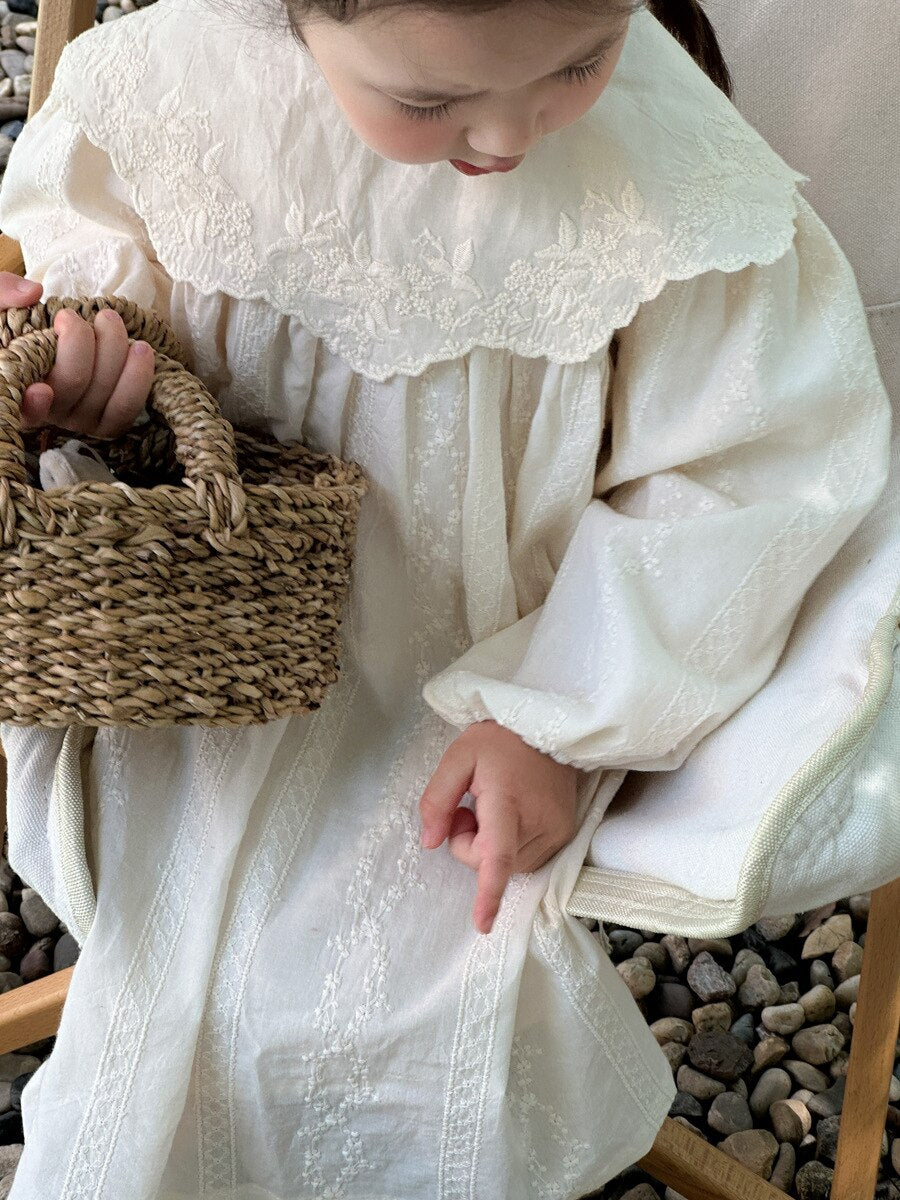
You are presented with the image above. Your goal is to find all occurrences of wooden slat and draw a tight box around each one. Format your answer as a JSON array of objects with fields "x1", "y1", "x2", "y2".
[
  {"x1": 0, "y1": 234, "x2": 25, "y2": 277},
  {"x1": 640, "y1": 1118, "x2": 786, "y2": 1200},
  {"x1": 0, "y1": 967, "x2": 72, "y2": 1055},
  {"x1": 831, "y1": 877, "x2": 900, "y2": 1200},
  {"x1": 28, "y1": 0, "x2": 96, "y2": 119}
]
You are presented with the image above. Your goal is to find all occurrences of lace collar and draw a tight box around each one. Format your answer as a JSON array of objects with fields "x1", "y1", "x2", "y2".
[{"x1": 47, "y1": 0, "x2": 808, "y2": 381}]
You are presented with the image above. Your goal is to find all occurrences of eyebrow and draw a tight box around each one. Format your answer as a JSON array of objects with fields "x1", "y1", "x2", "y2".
[{"x1": 385, "y1": 29, "x2": 624, "y2": 104}]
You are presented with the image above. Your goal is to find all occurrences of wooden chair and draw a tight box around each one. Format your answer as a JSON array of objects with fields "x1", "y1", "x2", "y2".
[{"x1": 0, "y1": 5, "x2": 897, "y2": 1199}]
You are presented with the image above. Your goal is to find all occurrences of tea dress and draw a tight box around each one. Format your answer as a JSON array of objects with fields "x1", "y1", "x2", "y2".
[{"x1": 0, "y1": 1, "x2": 890, "y2": 1197}]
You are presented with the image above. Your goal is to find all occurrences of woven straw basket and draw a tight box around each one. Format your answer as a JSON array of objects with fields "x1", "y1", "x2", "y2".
[{"x1": 0, "y1": 295, "x2": 368, "y2": 728}]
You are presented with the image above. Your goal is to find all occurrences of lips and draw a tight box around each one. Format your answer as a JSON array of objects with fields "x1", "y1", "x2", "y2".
[{"x1": 449, "y1": 157, "x2": 523, "y2": 175}]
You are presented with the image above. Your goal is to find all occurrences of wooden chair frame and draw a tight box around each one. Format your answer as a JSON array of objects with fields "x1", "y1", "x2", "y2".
[{"x1": 0, "y1": 4, "x2": 897, "y2": 1198}]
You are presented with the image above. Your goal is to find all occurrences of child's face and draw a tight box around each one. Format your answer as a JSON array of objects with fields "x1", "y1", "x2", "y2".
[{"x1": 299, "y1": 2, "x2": 630, "y2": 174}]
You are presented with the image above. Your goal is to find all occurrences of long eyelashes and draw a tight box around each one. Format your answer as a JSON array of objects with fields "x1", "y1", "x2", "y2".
[{"x1": 394, "y1": 52, "x2": 610, "y2": 122}]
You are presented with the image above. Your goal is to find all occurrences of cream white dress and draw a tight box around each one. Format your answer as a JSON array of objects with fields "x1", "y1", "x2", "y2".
[{"x1": 0, "y1": 2, "x2": 890, "y2": 1198}]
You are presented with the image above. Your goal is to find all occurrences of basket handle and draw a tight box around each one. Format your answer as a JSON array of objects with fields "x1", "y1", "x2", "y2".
[{"x1": 0, "y1": 297, "x2": 248, "y2": 548}]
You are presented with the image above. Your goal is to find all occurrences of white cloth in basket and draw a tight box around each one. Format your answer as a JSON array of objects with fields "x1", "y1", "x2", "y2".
[{"x1": 0, "y1": 1, "x2": 891, "y2": 1197}]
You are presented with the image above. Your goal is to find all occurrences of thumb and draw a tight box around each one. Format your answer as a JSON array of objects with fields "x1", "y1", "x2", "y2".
[{"x1": 0, "y1": 273, "x2": 42, "y2": 307}]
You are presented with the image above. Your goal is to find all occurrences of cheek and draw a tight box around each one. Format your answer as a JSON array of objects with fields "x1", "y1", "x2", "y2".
[{"x1": 334, "y1": 89, "x2": 457, "y2": 162}]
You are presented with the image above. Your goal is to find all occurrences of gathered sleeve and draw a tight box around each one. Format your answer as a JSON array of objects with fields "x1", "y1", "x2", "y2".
[
  {"x1": 421, "y1": 199, "x2": 892, "y2": 773},
  {"x1": 0, "y1": 88, "x2": 175, "y2": 314}
]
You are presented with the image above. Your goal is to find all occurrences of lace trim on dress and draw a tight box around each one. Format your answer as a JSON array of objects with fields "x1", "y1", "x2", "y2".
[{"x1": 35, "y1": 1, "x2": 809, "y2": 381}]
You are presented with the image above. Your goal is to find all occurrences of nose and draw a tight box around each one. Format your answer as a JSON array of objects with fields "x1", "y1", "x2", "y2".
[{"x1": 465, "y1": 105, "x2": 542, "y2": 161}]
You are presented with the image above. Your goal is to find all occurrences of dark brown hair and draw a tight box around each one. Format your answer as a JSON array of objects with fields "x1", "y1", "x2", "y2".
[{"x1": 282, "y1": 0, "x2": 732, "y2": 99}]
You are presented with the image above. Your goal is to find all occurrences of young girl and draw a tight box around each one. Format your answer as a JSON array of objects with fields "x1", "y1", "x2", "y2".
[{"x1": 0, "y1": 0, "x2": 890, "y2": 1195}]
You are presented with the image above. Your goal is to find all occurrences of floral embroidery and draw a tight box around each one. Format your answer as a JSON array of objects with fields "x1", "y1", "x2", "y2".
[{"x1": 26, "y1": 2, "x2": 808, "y2": 382}]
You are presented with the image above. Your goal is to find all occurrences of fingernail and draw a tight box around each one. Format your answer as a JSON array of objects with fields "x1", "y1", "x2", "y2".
[{"x1": 132, "y1": 341, "x2": 152, "y2": 358}]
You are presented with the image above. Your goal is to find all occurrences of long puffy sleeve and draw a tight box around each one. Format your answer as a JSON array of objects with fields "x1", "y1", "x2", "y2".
[
  {"x1": 0, "y1": 87, "x2": 175, "y2": 313},
  {"x1": 421, "y1": 198, "x2": 892, "y2": 773}
]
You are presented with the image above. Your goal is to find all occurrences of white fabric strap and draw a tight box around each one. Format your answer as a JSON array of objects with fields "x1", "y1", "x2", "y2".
[{"x1": 52, "y1": 725, "x2": 97, "y2": 944}]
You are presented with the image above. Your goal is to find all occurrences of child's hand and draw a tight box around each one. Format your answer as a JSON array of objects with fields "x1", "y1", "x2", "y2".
[
  {"x1": 419, "y1": 719, "x2": 579, "y2": 935},
  {"x1": 0, "y1": 273, "x2": 156, "y2": 439}
]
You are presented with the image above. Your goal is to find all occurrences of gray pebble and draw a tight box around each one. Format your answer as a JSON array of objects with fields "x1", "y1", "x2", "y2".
[
  {"x1": 801, "y1": 915, "x2": 853, "y2": 960},
  {"x1": 651, "y1": 1017, "x2": 694, "y2": 1046},
  {"x1": 661, "y1": 1043, "x2": 688, "y2": 1073},
  {"x1": 102, "y1": 4, "x2": 124, "y2": 19},
  {"x1": 609, "y1": 929, "x2": 643, "y2": 959},
  {"x1": 762, "y1": 1003, "x2": 805, "y2": 1036},
  {"x1": 739, "y1": 963, "x2": 781, "y2": 1008},
  {"x1": 11, "y1": 74, "x2": 29, "y2": 99},
  {"x1": 687, "y1": 951, "x2": 736, "y2": 1003},
  {"x1": 890, "y1": 1076, "x2": 900, "y2": 1104},
  {"x1": 0, "y1": 915, "x2": 25, "y2": 960},
  {"x1": 617, "y1": 957, "x2": 656, "y2": 999},
  {"x1": 687, "y1": 1031, "x2": 752, "y2": 1081},
  {"x1": 834, "y1": 974, "x2": 860, "y2": 1009},
  {"x1": 0, "y1": 974, "x2": 22, "y2": 994},
  {"x1": 792, "y1": 1088, "x2": 815, "y2": 1106},
  {"x1": 0, "y1": 1055, "x2": 38, "y2": 1082},
  {"x1": 770, "y1": 1142, "x2": 796, "y2": 1193},
  {"x1": 832, "y1": 1012, "x2": 852, "y2": 1043},
  {"x1": 731, "y1": 949, "x2": 765, "y2": 986},
  {"x1": 660, "y1": 934, "x2": 690, "y2": 975},
  {"x1": 0, "y1": 48, "x2": 25, "y2": 77},
  {"x1": 753, "y1": 1036, "x2": 790, "y2": 1071},
  {"x1": 19, "y1": 890, "x2": 58, "y2": 938},
  {"x1": 0, "y1": 1146, "x2": 21, "y2": 1175},
  {"x1": 783, "y1": 1059, "x2": 830, "y2": 1093},
  {"x1": 847, "y1": 893, "x2": 870, "y2": 922},
  {"x1": 687, "y1": 938, "x2": 733, "y2": 958},
  {"x1": 807, "y1": 1077, "x2": 846, "y2": 1118},
  {"x1": 815, "y1": 1114, "x2": 841, "y2": 1164},
  {"x1": 795, "y1": 1161, "x2": 834, "y2": 1200},
  {"x1": 749, "y1": 1067, "x2": 792, "y2": 1118},
  {"x1": 831, "y1": 940, "x2": 863, "y2": 983},
  {"x1": 707, "y1": 1091, "x2": 753, "y2": 1136},
  {"x1": 731, "y1": 1077, "x2": 749, "y2": 1100},
  {"x1": 718, "y1": 1129, "x2": 779, "y2": 1179},
  {"x1": 13, "y1": 34, "x2": 32, "y2": 53},
  {"x1": 829, "y1": 1052, "x2": 851, "y2": 1080},
  {"x1": 0, "y1": 1082, "x2": 10, "y2": 1114},
  {"x1": 676, "y1": 1064, "x2": 726, "y2": 1100},
  {"x1": 692, "y1": 1002, "x2": 733, "y2": 1033},
  {"x1": 809, "y1": 959, "x2": 836, "y2": 989},
  {"x1": 659, "y1": 981, "x2": 695, "y2": 1021},
  {"x1": 621, "y1": 1186, "x2": 662, "y2": 1200},
  {"x1": 754, "y1": 915, "x2": 797, "y2": 941},
  {"x1": 799, "y1": 984, "x2": 836, "y2": 1023},
  {"x1": 19, "y1": 939, "x2": 53, "y2": 983},
  {"x1": 634, "y1": 941, "x2": 667, "y2": 970},
  {"x1": 670, "y1": 1091, "x2": 704, "y2": 1120},
  {"x1": 53, "y1": 932, "x2": 80, "y2": 971},
  {"x1": 770, "y1": 1098, "x2": 812, "y2": 1143},
  {"x1": 730, "y1": 1013, "x2": 756, "y2": 1045},
  {"x1": 792, "y1": 1024, "x2": 844, "y2": 1065},
  {"x1": 778, "y1": 981, "x2": 800, "y2": 1004}
]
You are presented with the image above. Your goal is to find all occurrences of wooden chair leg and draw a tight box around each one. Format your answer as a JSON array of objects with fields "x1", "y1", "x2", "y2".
[
  {"x1": 639, "y1": 1117, "x2": 786, "y2": 1200},
  {"x1": 29, "y1": 0, "x2": 96, "y2": 119},
  {"x1": 831, "y1": 877, "x2": 900, "y2": 1200},
  {"x1": 0, "y1": 967, "x2": 72, "y2": 1055}
]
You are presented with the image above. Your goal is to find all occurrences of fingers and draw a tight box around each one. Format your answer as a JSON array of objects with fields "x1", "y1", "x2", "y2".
[
  {"x1": 21, "y1": 308, "x2": 155, "y2": 437},
  {"x1": 419, "y1": 742, "x2": 475, "y2": 850},
  {"x1": 0, "y1": 273, "x2": 42, "y2": 307},
  {"x1": 92, "y1": 333, "x2": 155, "y2": 440},
  {"x1": 470, "y1": 794, "x2": 519, "y2": 935},
  {"x1": 64, "y1": 308, "x2": 131, "y2": 433}
]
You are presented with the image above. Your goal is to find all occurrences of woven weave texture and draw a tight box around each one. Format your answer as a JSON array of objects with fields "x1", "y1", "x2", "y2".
[{"x1": 0, "y1": 295, "x2": 367, "y2": 727}]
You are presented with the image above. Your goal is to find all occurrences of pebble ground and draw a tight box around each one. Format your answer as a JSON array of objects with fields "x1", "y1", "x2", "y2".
[{"x1": 0, "y1": 1, "x2": 896, "y2": 1197}]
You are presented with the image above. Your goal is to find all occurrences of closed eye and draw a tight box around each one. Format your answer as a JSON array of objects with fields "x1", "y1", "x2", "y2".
[{"x1": 394, "y1": 51, "x2": 610, "y2": 121}]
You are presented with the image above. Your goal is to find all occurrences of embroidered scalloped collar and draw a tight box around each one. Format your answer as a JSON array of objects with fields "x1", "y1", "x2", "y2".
[{"x1": 47, "y1": 0, "x2": 808, "y2": 381}]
